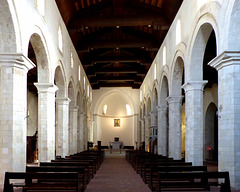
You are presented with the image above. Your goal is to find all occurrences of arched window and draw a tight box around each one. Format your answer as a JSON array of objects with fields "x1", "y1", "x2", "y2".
[
  {"x1": 83, "y1": 76, "x2": 86, "y2": 90},
  {"x1": 140, "y1": 90, "x2": 142, "y2": 102},
  {"x1": 71, "y1": 51, "x2": 74, "y2": 68},
  {"x1": 58, "y1": 26, "x2": 63, "y2": 52},
  {"x1": 163, "y1": 46, "x2": 166, "y2": 65},
  {"x1": 176, "y1": 20, "x2": 181, "y2": 45},
  {"x1": 126, "y1": 104, "x2": 131, "y2": 115},
  {"x1": 78, "y1": 66, "x2": 81, "y2": 81},
  {"x1": 87, "y1": 85, "x2": 90, "y2": 97},
  {"x1": 154, "y1": 63, "x2": 157, "y2": 80},
  {"x1": 102, "y1": 105, "x2": 107, "y2": 115}
]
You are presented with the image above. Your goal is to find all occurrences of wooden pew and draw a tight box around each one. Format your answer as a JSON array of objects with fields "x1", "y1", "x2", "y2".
[
  {"x1": 63, "y1": 156, "x2": 99, "y2": 173},
  {"x1": 26, "y1": 166, "x2": 88, "y2": 191},
  {"x1": 4, "y1": 172, "x2": 81, "y2": 192},
  {"x1": 148, "y1": 165, "x2": 207, "y2": 191},
  {"x1": 156, "y1": 171, "x2": 231, "y2": 192},
  {"x1": 40, "y1": 162, "x2": 92, "y2": 181},
  {"x1": 142, "y1": 161, "x2": 193, "y2": 184},
  {"x1": 52, "y1": 158, "x2": 96, "y2": 178}
]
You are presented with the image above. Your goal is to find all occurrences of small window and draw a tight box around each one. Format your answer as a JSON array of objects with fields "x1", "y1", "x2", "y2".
[
  {"x1": 78, "y1": 66, "x2": 81, "y2": 81},
  {"x1": 176, "y1": 20, "x2": 181, "y2": 45},
  {"x1": 83, "y1": 77, "x2": 86, "y2": 90},
  {"x1": 87, "y1": 85, "x2": 89, "y2": 97},
  {"x1": 154, "y1": 63, "x2": 157, "y2": 80},
  {"x1": 163, "y1": 46, "x2": 166, "y2": 65},
  {"x1": 71, "y1": 52, "x2": 74, "y2": 68},
  {"x1": 126, "y1": 104, "x2": 131, "y2": 115},
  {"x1": 102, "y1": 105, "x2": 107, "y2": 115},
  {"x1": 140, "y1": 90, "x2": 142, "y2": 102},
  {"x1": 58, "y1": 26, "x2": 63, "y2": 52}
]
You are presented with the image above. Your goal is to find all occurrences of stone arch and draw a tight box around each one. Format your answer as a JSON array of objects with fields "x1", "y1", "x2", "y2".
[
  {"x1": 94, "y1": 89, "x2": 136, "y2": 115},
  {"x1": 187, "y1": 13, "x2": 219, "y2": 81},
  {"x1": 68, "y1": 79, "x2": 75, "y2": 107},
  {"x1": 170, "y1": 55, "x2": 184, "y2": 96},
  {"x1": 93, "y1": 89, "x2": 136, "y2": 147},
  {"x1": 28, "y1": 31, "x2": 50, "y2": 83},
  {"x1": 204, "y1": 102, "x2": 218, "y2": 161},
  {"x1": 159, "y1": 76, "x2": 169, "y2": 107},
  {"x1": 0, "y1": 0, "x2": 19, "y2": 52},
  {"x1": 158, "y1": 75, "x2": 169, "y2": 156},
  {"x1": 54, "y1": 64, "x2": 66, "y2": 98},
  {"x1": 188, "y1": 23, "x2": 214, "y2": 81}
]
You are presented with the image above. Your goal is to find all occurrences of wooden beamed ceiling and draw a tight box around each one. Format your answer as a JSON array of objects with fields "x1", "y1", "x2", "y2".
[{"x1": 55, "y1": 0, "x2": 183, "y2": 89}]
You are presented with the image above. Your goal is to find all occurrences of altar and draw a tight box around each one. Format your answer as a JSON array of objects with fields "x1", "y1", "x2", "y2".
[{"x1": 109, "y1": 141, "x2": 123, "y2": 153}]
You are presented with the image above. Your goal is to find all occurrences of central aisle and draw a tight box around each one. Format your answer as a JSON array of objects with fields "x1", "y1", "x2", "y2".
[{"x1": 85, "y1": 151, "x2": 151, "y2": 192}]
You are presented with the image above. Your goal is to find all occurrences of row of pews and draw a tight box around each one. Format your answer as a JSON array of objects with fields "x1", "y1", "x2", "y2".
[
  {"x1": 126, "y1": 150, "x2": 231, "y2": 192},
  {"x1": 4, "y1": 150, "x2": 105, "y2": 192}
]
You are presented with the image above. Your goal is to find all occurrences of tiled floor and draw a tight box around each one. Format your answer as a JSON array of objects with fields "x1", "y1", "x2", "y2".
[{"x1": 1, "y1": 151, "x2": 240, "y2": 192}]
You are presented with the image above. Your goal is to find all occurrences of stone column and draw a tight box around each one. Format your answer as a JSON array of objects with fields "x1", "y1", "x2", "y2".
[
  {"x1": 78, "y1": 112, "x2": 85, "y2": 152},
  {"x1": 55, "y1": 97, "x2": 70, "y2": 157},
  {"x1": 69, "y1": 106, "x2": 78, "y2": 155},
  {"x1": 140, "y1": 119, "x2": 144, "y2": 142},
  {"x1": 0, "y1": 54, "x2": 34, "y2": 184},
  {"x1": 182, "y1": 81, "x2": 207, "y2": 166},
  {"x1": 144, "y1": 115, "x2": 150, "y2": 151},
  {"x1": 150, "y1": 109, "x2": 157, "y2": 127},
  {"x1": 35, "y1": 83, "x2": 58, "y2": 162},
  {"x1": 133, "y1": 114, "x2": 139, "y2": 148},
  {"x1": 209, "y1": 51, "x2": 240, "y2": 189},
  {"x1": 157, "y1": 106, "x2": 168, "y2": 156},
  {"x1": 167, "y1": 96, "x2": 183, "y2": 160}
]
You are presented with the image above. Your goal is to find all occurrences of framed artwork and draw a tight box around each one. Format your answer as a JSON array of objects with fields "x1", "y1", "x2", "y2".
[{"x1": 114, "y1": 119, "x2": 120, "y2": 127}]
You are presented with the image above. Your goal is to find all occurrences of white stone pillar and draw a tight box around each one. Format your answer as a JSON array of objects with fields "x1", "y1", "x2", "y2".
[
  {"x1": 0, "y1": 54, "x2": 34, "y2": 184},
  {"x1": 140, "y1": 119, "x2": 144, "y2": 142},
  {"x1": 69, "y1": 106, "x2": 78, "y2": 155},
  {"x1": 167, "y1": 96, "x2": 183, "y2": 160},
  {"x1": 144, "y1": 115, "x2": 150, "y2": 151},
  {"x1": 78, "y1": 112, "x2": 85, "y2": 152},
  {"x1": 209, "y1": 51, "x2": 240, "y2": 190},
  {"x1": 55, "y1": 97, "x2": 70, "y2": 157},
  {"x1": 182, "y1": 81, "x2": 207, "y2": 166},
  {"x1": 133, "y1": 114, "x2": 139, "y2": 147},
  {"x1": 157, "y1": 106, "x2": 168, "y2": 156},
  {"x1": 34, "y1": 83, "x2": 58, "y2": 162}
]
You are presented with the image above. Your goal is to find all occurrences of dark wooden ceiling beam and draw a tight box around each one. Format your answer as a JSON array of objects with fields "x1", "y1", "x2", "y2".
[
  {"x1": 86, "y1": 66, "x2": 146, "y2": 76},
  {"x1": 68, "y1": 14, "x2": 169, "y2": 29},
  {"x1": 90, "y1": 75, "x2": 143, "y2": 83},
  {"x1": 91, "y1": 82, "x2": 141, "y2": 89},
  {"x1": 81, "y1": 56, "x2": 152, "y2": 66},
  {"x1": 77, "y1": 39, "x2": 159, "y2": 51}
]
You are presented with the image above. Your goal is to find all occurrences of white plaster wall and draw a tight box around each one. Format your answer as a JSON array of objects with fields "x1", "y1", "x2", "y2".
[
  {"x1": 27, "y1": 91, "x2": 38, "y2": 136},
  {"x1": 92, "y1": 88, "x2": 139, "y2": 146},
  {"x1": 98, "y1": 116, "x2": 134, "y2": 146}
]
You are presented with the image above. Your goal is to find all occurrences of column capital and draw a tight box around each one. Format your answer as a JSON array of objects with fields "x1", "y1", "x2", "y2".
[
  {"x1": 55, "y1": 97, "x2": 71, "y2": 104},
  {"x1": 34, "y1": 83, "x2": 58, "y2": 93},
  {"x1": 70, "y1": 106, "x2": 79, "y2": 112},
  {"x1": 157, "y1": 105, "x2": 168, "y2": 112},
  {"x1": 182, "y1": 81, "x2": 208, "y2": 93},
  {"x1": 0, "y1": 53, "x2": 35, "y2": 71},
  {"x1": 166, "y1": 95, "x2": 184, "y2": 104},
  {"x1": 208, "y1": 51, "x2": 240, "y2": 71}
]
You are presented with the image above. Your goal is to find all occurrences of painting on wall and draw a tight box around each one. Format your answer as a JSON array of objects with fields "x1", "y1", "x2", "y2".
[{"x1": 114, "y1": 119, "x2": 120, "y2": 127}]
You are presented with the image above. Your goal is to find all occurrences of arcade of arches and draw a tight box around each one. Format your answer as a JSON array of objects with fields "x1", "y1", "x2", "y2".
[{"x1": 0, "y1": 0, "x2": 240, "y2": 190}]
